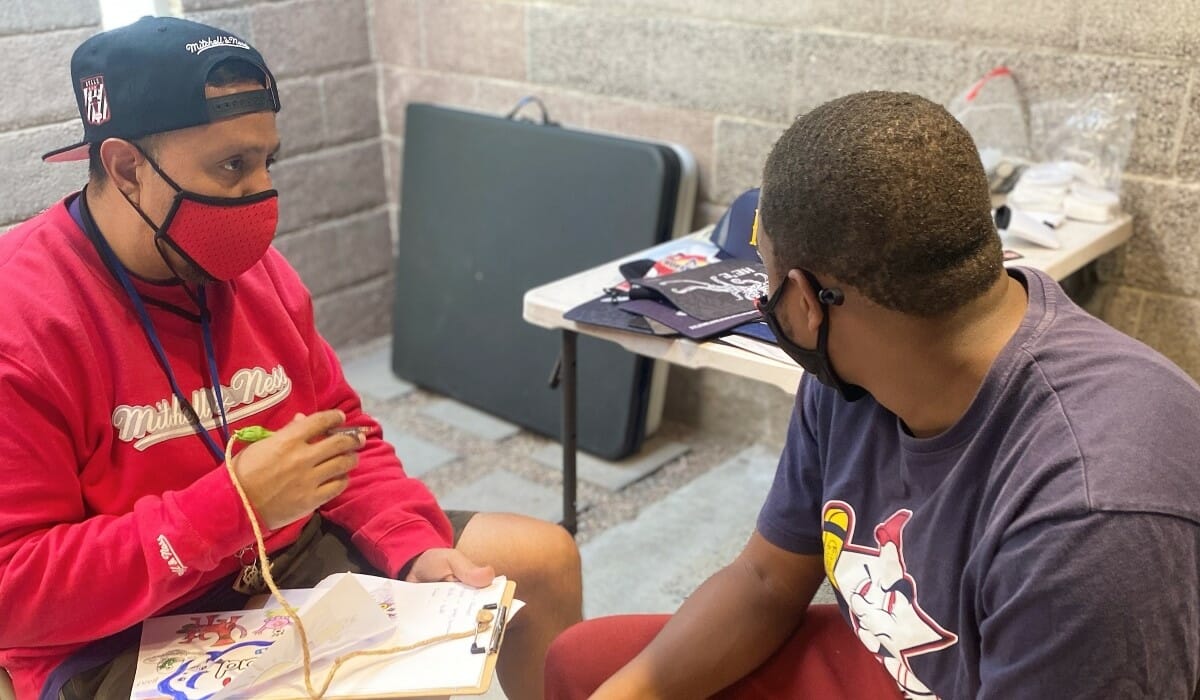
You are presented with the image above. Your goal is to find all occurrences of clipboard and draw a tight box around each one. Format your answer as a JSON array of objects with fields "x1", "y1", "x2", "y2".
[
  {"x1": 260, "y1": 578, "x2": 518, "y2": 696},
  {"x1": 248, "y1": 579, "x2": 517, "y2": 700},
  {"x1": 379, "y1": 578, "x2": 516, "y2": 700},
  {"x1": 131, "y1": 577, "x2": 518, "y2": 699}
]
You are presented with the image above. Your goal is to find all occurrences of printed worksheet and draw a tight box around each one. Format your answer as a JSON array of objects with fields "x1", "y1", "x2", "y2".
[{"x1": 130, "y1": 574, "x2": 516, "y2": 699}]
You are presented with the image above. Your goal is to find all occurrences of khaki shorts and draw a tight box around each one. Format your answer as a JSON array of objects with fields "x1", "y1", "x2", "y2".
[{"x1": 56, "y1": 511, "x2": 477, "y2": 700}]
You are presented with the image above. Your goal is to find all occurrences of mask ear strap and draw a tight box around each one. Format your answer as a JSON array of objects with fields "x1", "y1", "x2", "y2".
[
  {"x1": 117, "y1": 185, "x2": 165, "y2": 232},
  {"x1": 815, "y1": 302, "x2": 832, "y2": 356},
  {"x1": 800, "y1": 268, "x2": 836, "y2": 354},
  {"x1": 116, "y1": 141, "x2": 180, "y2": 232},
  {"x1": 153, "y1": 234, "x2": 206, "y2": 303},
  {"x1": 130, "y1": 141, "x2": 185, "y2": 193}
]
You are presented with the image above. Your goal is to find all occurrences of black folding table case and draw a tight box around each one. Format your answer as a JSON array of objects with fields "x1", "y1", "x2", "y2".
[{"x1": 391, "y1": 103, "x2": 694, "y2": 460}]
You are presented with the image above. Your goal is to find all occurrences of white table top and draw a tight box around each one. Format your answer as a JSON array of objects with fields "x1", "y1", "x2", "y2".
[{"x1": 522, "y1": 214, "x2": 1133, "y2": 395}]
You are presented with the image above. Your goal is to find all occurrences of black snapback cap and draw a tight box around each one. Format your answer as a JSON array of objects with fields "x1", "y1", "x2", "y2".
[{"x1": 44, "y1": 15, "x2": 281, "y2": 163}]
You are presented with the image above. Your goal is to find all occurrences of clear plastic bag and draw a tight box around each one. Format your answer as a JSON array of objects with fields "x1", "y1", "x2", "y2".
[
  {"x1": 948, "y1": 66, "x2": 1033, "y2": 192},
  {"x1": 1029, "y1": 93, "x2": 1137, "y2": 194},
  {"x1": 951, "y1": 66, "x2": 1137, "y2": 196},
  {"x1": 949, "y1": 66, "x2": 1033, "y2": 159}
]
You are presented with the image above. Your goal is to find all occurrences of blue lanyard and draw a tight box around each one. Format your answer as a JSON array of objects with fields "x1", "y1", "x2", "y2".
[
  {"x1": 85, "y1": 211, "x2": 231, "y2": 463},
  {"x1": 199, "y1": 287, "x2": 233, "y2": 447}
]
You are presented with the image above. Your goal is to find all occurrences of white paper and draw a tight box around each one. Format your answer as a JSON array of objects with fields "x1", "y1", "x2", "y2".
[
  {"x1": 130, "y1": 574, "x2": 517, "y2": 699},
  {"x1": 211, "y1": 575, "x2": 394, "y2": 698}
]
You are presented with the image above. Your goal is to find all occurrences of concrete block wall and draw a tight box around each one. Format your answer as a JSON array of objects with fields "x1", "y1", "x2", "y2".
[
  {"x1": 371, "y1": 0, "x2": 1200, "y2": 445},
  {"x1": 0, "y1": 1, "x2": 99, "y2": 229}
]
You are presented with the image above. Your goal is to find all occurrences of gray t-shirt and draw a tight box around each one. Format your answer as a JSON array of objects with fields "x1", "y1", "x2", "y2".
[{"x1": 758, "y1": 267, "x2": 1200, "y2": 699}]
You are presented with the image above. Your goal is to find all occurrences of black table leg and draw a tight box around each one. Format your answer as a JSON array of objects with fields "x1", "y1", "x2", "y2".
[{"x1": 561, "y1": 330, "x2": 578, "y2": 536}]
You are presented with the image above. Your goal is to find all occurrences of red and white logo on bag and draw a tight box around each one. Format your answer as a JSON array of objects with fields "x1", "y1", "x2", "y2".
[{"x1": 81, "y1": 74, "x2": 110, "y2": 125}]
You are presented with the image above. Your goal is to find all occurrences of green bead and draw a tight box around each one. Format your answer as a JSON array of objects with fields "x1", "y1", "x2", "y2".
[{"x1": 234, "y1": 426, "x2": 274, "y2": 443}]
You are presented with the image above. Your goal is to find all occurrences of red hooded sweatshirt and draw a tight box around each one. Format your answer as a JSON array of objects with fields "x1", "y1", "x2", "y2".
[{"x1": 0, "y1": 195, "x2": 451, "y2": 698}]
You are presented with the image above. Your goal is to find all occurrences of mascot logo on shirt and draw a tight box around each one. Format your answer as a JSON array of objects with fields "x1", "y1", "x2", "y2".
[{"x1": 822, "y1": 501, "x2": 957, "y2": 699}]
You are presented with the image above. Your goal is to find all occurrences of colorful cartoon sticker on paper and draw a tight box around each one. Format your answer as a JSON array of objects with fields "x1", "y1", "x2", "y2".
[
  {"x1": 175, "y1": 615, "x2": 248, "y2": 647},
  {"x1": 253, "y1": 610, "x2": 293, "y2": 638}
]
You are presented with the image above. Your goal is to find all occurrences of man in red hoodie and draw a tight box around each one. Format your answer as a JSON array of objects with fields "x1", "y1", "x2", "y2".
[{"x1": 0, "y1": 16, "x2": 580, "y2": 700}]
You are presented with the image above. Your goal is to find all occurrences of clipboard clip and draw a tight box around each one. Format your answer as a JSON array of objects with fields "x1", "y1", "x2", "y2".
[{"x1": 470, "y1": 603, "x2": 509, "y2": 655}]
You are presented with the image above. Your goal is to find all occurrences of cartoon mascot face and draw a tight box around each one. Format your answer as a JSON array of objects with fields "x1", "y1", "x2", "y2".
[{"x1": 823, "y1": 502, "x2": 958, "y2": 699}]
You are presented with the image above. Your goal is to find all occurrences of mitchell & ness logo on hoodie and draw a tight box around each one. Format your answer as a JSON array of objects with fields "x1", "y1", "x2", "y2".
[{"x1": 111, "y1": 364, "x2": 293, "y2": 450}]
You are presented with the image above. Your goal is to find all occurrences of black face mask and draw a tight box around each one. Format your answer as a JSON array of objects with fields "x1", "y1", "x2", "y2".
[{"x1": 757, "y1": 270, "x2": 867, "y2": 402}]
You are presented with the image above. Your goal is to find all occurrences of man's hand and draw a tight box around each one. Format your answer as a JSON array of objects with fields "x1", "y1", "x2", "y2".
[
  {"x1": 406, "y1": 548, "x2": 495, "y2": 588},
  {"x1": 231, "y1": 410, "x2": 364, "y2": 530}
]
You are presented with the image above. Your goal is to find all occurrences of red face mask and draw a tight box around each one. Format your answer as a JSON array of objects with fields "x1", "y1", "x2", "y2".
[{"x1": 126, "y1": 148, "x2": 278, "y2": 281}]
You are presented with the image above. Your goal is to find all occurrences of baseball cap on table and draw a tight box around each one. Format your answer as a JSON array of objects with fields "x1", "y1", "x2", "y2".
[
  {"x1": 43, "y1": 15, "x2": 281, "y2": 163},
  {"x1": 708, "y1": 187, "x2": 760, "y2": 261}
]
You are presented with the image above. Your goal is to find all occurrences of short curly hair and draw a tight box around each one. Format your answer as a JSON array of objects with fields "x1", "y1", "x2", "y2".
[{"x1": 759, "y1": 91, "x2": 1002, "y2": 318}]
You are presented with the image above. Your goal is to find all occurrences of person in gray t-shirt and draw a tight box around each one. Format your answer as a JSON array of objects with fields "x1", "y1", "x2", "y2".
[{"x1": 544, "y1": 91, "x2": 1200, "y2": 700}]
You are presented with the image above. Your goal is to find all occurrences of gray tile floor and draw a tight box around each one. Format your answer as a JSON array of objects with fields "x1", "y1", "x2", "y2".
[{"x1": 337, "y1": 339, "x2": 789, "y2": 698}]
